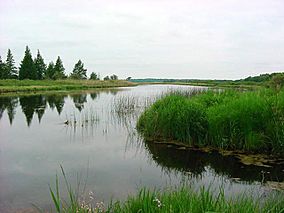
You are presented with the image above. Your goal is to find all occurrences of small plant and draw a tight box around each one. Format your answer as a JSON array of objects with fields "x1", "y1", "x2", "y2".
[{"x1": 47, "y1": 166, "x2": 106, "y2": 213}]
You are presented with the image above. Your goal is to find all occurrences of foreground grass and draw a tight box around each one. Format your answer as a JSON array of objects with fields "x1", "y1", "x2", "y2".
[
  {"x1": 0, "y1": 79, "x2": 136, "y2": 93},
  {"x1": 48, "y1": 183, "x2": 284, "y2": 213},
  {"x1": 137, "y1": 89, "x2": 284, "y2": 156},
  {"x1": 44, "y1": 167, "x2": 284, "y2": 213}
]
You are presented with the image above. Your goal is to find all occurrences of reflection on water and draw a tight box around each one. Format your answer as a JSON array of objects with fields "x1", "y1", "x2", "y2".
[
  {"x1": 0, "y1": 85, "x2": 283, "y2": 212},
  {"x1": 145, "y1": 142, "x2": 284, "y2": 183},
  {"x1": 0, "y1": 96, "x2": 18, "y2": 125},
  {"x1": 0, "y1": 92, "x2": 102, "y2": 126}
]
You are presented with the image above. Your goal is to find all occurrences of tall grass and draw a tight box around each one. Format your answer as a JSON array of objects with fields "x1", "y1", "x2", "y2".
[
  {"x1": 47, "y1": 172, "x2": 284, "y2": 213},
  {"x1": 137, "y1": 89, "x2": 284, "y2": 155},
  {"x1": 137, "y1": 95, "x2": 208, "y2": 144},
  {"x1": 109, "y1": 187, "x2": 284, "y2": 213}
]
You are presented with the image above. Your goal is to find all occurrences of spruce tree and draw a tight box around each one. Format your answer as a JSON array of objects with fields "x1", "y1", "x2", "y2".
[
  {"x1": 103, "y1": 76, "x2": 110, "y2": 80},
  {"x1": 89, "y1": 72, "x2": 99, "y2": 80},
  {"x1": 19, "y1": 46, "x2": 37, "y2": 80},
  {"x1": 0, "y1": 56, "x2": 8, "y2": 79},
  {"x1": 54, "y1": 56, "x2": 66, "y2": 79},
  {"x1": 6, "y1": 49, "x2": 17, "y2": 79},
  {"x1": 45, "y1": 62, "x2": 55, "y2": 79},
  {"x1": 34, "y1": 50, "x2": 46, "y2": 80},
  {"x1": 110, "y1": 74, "x2": 118, "y2": 80},
  {"x1": 70, "y1": 60, "x2": 87, "y2": 79}
]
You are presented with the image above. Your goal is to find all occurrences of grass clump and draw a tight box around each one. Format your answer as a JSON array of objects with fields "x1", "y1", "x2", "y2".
[
  {"x1": 207, "y1": 92, "x2": 272, "y2": 151},
  {"x1": 137, "y1": 95, "x2": 208, "y2": 144},
  {"x1": 137, "y1": 89, "x2": 284, "y2": 155}
]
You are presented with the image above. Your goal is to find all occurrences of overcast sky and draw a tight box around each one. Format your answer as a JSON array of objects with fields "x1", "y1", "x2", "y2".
[{"x1": 0, "y1": 0, "x2": 284, "y2": 79}]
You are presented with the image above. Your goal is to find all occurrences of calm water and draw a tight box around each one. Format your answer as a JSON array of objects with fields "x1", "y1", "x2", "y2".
[{"x1": 0, "y1": 85, "x2": 283, "y2": 212}]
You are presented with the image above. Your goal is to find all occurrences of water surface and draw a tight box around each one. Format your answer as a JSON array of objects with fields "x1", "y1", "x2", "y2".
[{"x1": 0, "y1": 85, "x2": 283, "y2": 212}]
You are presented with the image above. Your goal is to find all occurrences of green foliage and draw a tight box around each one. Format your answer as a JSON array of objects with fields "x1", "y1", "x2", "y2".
[
  {"x1": 270, "y1": 73, "x2": 284, "y2": 90},
  {"x1": 45, "y1": 62, "x2": 56, "y2": 79},
  {"x1": 110, "y1": 74, "x2": 118, "y2": 80},
  {"x1": 54, "y1": 56, "x2": 66, "y2": 79},
  {"x1": 19, "y1": 46, "x2": 37, "y2": 80},
  {"x1": 5, "y1": 49, "x2": 17, "y2": 78},
  {"x1": 137, "y1": 89, "x2": 284, "y2": 155},
  {"x1": 0, "y1": 49, "x2": 18, "y2": 79},
  {"x1": 0, "y1": 56, "x2": 8, "y2": 79},
  {"x1": 104, "y1": 75, "x2": 110, "y2": 81},
  {"x1": 70, "y1": 60, "x2": 87, "y2": 79},
  {"x1": 34, "y1": 50, "x2": 46, "y2": 80},
  {"x1": 89, "y1": 72, "x2": 99, "y2": 80}
]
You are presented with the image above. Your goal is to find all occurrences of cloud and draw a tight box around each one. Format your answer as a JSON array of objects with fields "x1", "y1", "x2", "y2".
[{"x1": 0, "y1": 0, "x2": 284, "y2": 79}]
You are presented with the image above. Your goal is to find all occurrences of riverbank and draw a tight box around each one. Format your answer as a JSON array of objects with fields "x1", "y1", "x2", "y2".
[
  {"x1": 137, "y1": 89, "x2": 284, "y2": 156},
  {"x1": 0, "y1": 79, "x2": 136, "y2": 94}
]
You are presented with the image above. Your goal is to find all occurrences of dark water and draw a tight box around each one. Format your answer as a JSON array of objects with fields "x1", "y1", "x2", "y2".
[{"x1": 0, "y1": 85, "x2": 283, "y2": 212}]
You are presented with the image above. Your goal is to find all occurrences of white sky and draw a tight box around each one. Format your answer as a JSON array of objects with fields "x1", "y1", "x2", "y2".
[{"x1": 0, "y1": 0, "x2": 284, "y2": 79}]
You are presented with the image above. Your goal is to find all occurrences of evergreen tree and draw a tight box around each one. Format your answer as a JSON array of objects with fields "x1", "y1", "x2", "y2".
[
  {"x1": 34, "y1": 50, "x2": 46, "y2": 80},
  {"x1": 70, "y1": 60, "x2": 87, "y2": 79},
  {"x1": 110, "y1": 74, "x2": 118, "y2": 80},
  {"x1": 54, "y1": 56, "x2": 66, "y2": 79},
  {"x1": 89, "y1": 72, "x2": 99, "y2": 80},
  {"x1": 45, "y1": 62, "x2": 55, "y2": 79},
  {"x1": 6, "y1": 49, "x2": 17, "y2": 78},
  {"x1": 19, "y1": 46, "x2": 37, "y2": 80},
  {"x1": 103, "y1": 76, "x2": 110, "y2": 80},
  {"x1": 0, "y1": 56, "x2": 8, "y2": 79}
]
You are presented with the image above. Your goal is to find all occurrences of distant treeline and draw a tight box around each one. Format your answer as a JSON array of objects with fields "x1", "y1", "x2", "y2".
[
  {"x1": 131, "y1": 72, "x2": 284, "y2": 89},
  {"x1": 0, "y1": 46, "x2": 119, "y2": 81},
  {"x1": 131, "y1": 73, "x2": 284, "y2": 84}
]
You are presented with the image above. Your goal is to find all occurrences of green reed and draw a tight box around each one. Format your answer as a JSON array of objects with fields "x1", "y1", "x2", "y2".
[{"x1": 137, "y1": 89, "x2": 284, "y2": 155}]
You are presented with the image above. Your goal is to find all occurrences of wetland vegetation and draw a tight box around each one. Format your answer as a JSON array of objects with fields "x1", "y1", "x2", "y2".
[
  {"x1": 137, "y1": 89, "x2": 284, "y2": 156},
  {"x1": 49, "y1": 183, "x2": 284, "y2": 213}
]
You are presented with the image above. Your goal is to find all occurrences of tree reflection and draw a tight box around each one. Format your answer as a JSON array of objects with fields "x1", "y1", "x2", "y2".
[
  {"x1": 70, "y1": 93, "x2": 87, "y2": 111},
  {"x1": 46, "y1": 94, "x2": 66, "y2": 115},
  {"x1": 90, "y1": 92, "x2": 98, "y2": 100},
  {"x1": 0, "y1": 96, "x2": 18, "y2": 125},
  {"x1": 19, "y1": 95, "x2": 47, "y2": 126}
]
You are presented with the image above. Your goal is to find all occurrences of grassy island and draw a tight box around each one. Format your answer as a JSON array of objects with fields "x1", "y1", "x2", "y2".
[{"x1": 137, "y1": 89, "x2": 284, "y2": 156}]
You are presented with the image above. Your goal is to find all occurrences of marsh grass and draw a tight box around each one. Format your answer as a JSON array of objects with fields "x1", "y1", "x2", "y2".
[
  {"x1": 0, "y1": 79, "x2": 135, "y2": 93},
  {"x1": 137, "y1": 89, "x2": 284, "y2": 155},
  {"x1": 46, "y1": 169, "x2": 284, "y2": 213}
]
